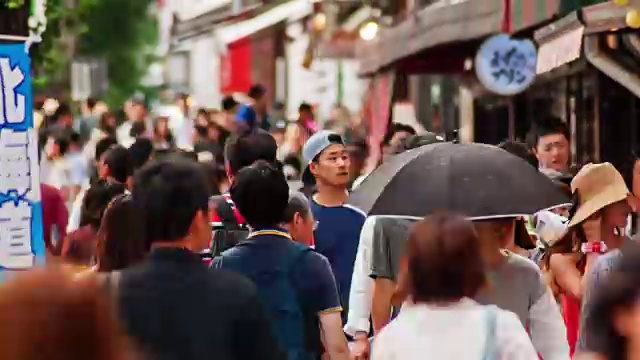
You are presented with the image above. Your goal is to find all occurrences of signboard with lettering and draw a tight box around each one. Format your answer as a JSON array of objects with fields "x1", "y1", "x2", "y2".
[
  {"x1": 0, "y1": 43, "x2": 44, "y2": 279},
  {"x1": 475, "y1": 34, "x2": 537, "y2": 96}
]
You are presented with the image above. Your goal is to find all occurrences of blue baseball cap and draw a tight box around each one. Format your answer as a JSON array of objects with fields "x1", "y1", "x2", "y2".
[{"x1": 302, "y1": 130, "x2": 345, "y2": 184}]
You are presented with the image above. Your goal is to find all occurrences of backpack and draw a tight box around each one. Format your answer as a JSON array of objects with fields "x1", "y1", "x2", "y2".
[
  {"x1": 209, "y1": 195, "x2": 249, "y2": 257},
  {"x1": 215, "y1": 239, "x2": 314, "y2": 360}
]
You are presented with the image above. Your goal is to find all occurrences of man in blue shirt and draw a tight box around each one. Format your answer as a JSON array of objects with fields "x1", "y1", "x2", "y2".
[
  {"x1": 214, "y1": 161, "x2": 349, "y2": 360},
  {"x1": 303, "y1": 131, "x2": 366, "y2": 322},
  {"x1": 235, "y1": 84, "x2": 271, "y2": 133}
]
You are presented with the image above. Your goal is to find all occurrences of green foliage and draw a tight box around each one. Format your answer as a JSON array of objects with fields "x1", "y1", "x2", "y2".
[
  {"x1": 32, "y1": 0, "x2": 158, "y2": 106},
  {"x1": 4, "y1": 0, "x2": 25, "y2": 9}
]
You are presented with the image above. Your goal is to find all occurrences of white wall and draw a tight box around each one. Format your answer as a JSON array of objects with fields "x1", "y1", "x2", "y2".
[{"x1": 189, "y1": 34, "x2": 221, "y2": 108}]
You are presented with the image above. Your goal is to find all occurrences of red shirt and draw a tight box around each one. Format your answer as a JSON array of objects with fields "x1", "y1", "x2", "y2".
[{"x1": 41, "y1": 184, "x2": 68, "y2": 256}]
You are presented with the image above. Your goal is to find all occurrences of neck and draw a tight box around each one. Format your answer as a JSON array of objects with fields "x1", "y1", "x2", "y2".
[
  {"x1": 628, "y1": 339, "x2": 640, "y2": 360},
  {"x1": 313, "y1": 183, "x2": 348, "y2": 207},
  {"x1": 152, "y1": 238, "x2": 194, "y2": 252}
]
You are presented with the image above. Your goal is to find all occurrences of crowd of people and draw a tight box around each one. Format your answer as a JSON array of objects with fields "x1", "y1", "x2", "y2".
[{"x1": 2, "y1": 86, "x2": 640, "y2": 360}]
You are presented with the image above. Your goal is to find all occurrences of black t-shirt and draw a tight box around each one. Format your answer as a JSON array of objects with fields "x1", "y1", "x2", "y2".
[{"x1": 117, "y1": 248, "x2": 285, "y2": 360}]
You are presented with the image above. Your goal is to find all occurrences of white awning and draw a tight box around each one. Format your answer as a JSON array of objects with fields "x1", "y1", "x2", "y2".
[
  {"x1": 536, "y1": 25, "x2": 584, "y2": 74},
  {"x1": 215, "y1": 0, "x2": 312, "y2": 51}
]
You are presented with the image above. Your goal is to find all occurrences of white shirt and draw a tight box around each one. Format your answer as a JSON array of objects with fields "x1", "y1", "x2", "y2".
[
  {"x1": 67, "y1": 179, "x2": 91, "y2": 232},
  {"x1": 344, "y1": 216, "x2": 377, "y2": 336},
  {"x1": 169, "y1": 115, "x2": 193, "y2": 149},
  {"x1": 373, "y1": 298, "x2": 538, "y2": 360}
]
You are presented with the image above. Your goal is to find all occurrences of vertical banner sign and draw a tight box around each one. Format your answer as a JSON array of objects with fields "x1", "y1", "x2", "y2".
[{"x1": 0, "y1": 43, "x2": 44, "y2": 278}]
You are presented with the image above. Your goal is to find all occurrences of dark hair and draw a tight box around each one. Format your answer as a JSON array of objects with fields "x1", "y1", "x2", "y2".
[
  {"x1": 221, "y1": 95, "x2": 238, "y2": 111},
  {"x1": 230, "y1": 160, "x2": 289, "y2": 228},
  {"x1": 541, "y1": 192, "x2": 588, "y2": 271},
  {"x1": 224, "y1": 129, "x2": 278, "y2": 176},
  {"x1": 283, "y1": 192, "x2": 311, "y2": 223},
  {"x1": 129, "y1": 121, "x2": 147, "y2": 138},
  {"x1": 298, "y1": 102, "x2": 313, "y2": 113},
  {"x1": 283, "y1": 154, "x2": 302, "y2": 174},
  {"x1": 588, "y1": 247, "x2": 640, "y2": 359},
  {"x1": 621, "y1": 149, "x2": 640, "y2": 234},
  {"x1": 382, "y1": 123, "x2": 416, "y2": 146},
  {"x1": 194, "y1": 124, "x2": 208, "y2": 138},
  {"x1": 95, "y1": 194, "x2": 146, "y2": 272},
  {"x1": 94, "y1": 137, "x2": 118, "y2": 162},
  {"x1": 153, "y1": 116, "x2": 174, "y2": 144},
  {"x1": 52, "y1": 132, "x2": 70, "y2": 155},
  {"x1": 79, "y1": 180, "x2": 127, "y2": 230},
  {"x1": 53, "y1": 103, "x2": 72, "y2": 123},
  {"x1": 132, "y1": 157, "x2": 210, "y2": 244},
  {"x1": 498, "y1": 140, "x2": 539, "y2": 169},
  {"x1": 98, "y1": 112, "x2": 116, "y2": 137},
  {"x1": 128, "y1": 138, "x2": 154, "y2": 170},
  {"x1": 404, "y1": 212, "x2": 485, "y2": 303},
  {"x1": 103, "y1": 145, "x2": 134, "y2": 184},
  {"x1": 248, "y1": 84, "x2": 266, "y2": 99},
  {"x1": 526, "y1": 116, "x2": 570, "y2": 150},
  {"x1": 200, "y1": 161, "x2": 223, "y2": 196},
  {"x1": 85, "y1": 97, "x2": 97, "y2": 110}
]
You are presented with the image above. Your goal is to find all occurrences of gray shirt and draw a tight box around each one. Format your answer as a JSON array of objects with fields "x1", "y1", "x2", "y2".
[
  {"x1": 370, "y1": 218, "x2": 415, "y2": 281},
  {"x1": 475, "y1": 252, "x2": 548, "y2": 326}
]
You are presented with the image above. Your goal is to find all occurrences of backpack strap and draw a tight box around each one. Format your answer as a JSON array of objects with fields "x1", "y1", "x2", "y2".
[
  {"x1": 211, "y1": 195, "x2": 240, "y2": 230},
  {"x1": 481, "y1": 305, "x2": 498, "y2": 360}
]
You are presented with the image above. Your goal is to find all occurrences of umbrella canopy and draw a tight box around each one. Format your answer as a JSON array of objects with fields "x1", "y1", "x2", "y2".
[{"x1": 347, "y1": 142, "x2": 570, "y2": 219}]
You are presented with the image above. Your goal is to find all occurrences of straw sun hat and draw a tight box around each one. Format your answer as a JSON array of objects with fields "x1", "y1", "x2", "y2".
[{"x1": 568, "y1": 162, "x2": 630, "y2": 228}]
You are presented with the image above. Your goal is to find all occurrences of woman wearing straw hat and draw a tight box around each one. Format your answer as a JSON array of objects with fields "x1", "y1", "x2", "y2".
[{"x1": 542, "y1": 163, "x2": 633, "y2": 357}]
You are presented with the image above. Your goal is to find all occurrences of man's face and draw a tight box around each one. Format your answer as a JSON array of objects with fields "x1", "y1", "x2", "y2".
[
  {"x1": 287, "y1": 211, "x2": 316, "y2": 246},
  {"x1": 534, "y1": 133, "x2": 570, "y2": 172},
  {"x1": 386, "y1": 131, "x2": 412, "y2": 153},
  {"x1": 97, "y1": 153, "x2": 109, "y2": 179},
  {"x1": 188, "y1": 209, "x2": 213, "y2": 252},
  {"x1": 310, "y1": 144, "x2": 351, "y2": 187}
]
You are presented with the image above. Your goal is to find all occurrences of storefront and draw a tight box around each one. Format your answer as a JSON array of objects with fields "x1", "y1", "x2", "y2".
[{"x1": 532, "y1": 2, "x2": 640, "y2": 169}]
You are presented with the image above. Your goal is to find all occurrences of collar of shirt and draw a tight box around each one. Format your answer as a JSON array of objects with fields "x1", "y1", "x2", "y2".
[
  {"x1": 149, "y1": 247, "x2": 202, "y2": 264},
  {"x1": 247, "y1": 227, "x2": 292, "y2": 240}
]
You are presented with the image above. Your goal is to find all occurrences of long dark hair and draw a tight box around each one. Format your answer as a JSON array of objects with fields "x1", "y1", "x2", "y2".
[
  {"x1": 541, "y1": 191, "x2": 588, "y2": 273},
  {"x1": 95, "y1": 194, "x2": 147, "y2": 272}
]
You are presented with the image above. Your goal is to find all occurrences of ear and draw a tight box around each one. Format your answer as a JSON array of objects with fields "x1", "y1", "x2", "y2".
[
  {"x1": 309, "y1": 161, "x2": 319, "y2": 176},
  {"x1": 293, "y1": 212, "x2": 303, "y2": 225}
]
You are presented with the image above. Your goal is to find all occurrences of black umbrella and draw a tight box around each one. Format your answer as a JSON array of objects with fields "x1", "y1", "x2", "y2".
[{"x1": 347, "y1": 142, "x2": 570, "y2": 219}]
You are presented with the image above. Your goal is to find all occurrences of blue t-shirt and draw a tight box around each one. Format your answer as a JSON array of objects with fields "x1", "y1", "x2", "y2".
[
  {"x1": 236, "y1": 104, "x2": 257, "y2": 129},
  {"x1": 309, "y1": 201, "x2": 366, "y2": 316}
]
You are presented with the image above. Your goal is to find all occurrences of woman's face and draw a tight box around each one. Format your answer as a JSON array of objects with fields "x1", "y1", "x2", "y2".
[
  {"x1": 602, "y1": 199, "x2": 633, "y2": 229},
  {"x1": 105, "y1": 115, "x2": 116, "y2": 129}
]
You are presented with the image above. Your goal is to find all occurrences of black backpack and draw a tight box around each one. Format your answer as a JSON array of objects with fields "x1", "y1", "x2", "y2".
[{"x1": 209, "y1": 195, "x2": 249, "y2": 257}]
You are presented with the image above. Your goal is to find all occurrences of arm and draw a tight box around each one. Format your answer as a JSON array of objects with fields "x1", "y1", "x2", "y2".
[
  {"x1": 344, "y1": 216, "x2": 376, "y2": 337},
  {"x1": 550, "y1": 252, "x2": 601, "y2": 300},
  {"x1": 529, "y1": 281, "x2": 571, "y2": 359},
  {"x1": 318, "y1": 311, "x2": 350, "y2": 360},
  {"x1": 371, "y1": 278, "x2": 395, "y2": 334}
]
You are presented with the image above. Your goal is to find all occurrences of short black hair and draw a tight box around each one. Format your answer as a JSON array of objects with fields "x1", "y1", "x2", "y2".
[
  {"x1": 230, "y1": 160, "x2": 289, "y2": 228},
  {"x1": 129, "y1": 138, "x2": 154, "y2": 170},
  {"x1": 298, "y1": 102, "x2": 313, "y2": 113},
  {"x1": 526, "y1": 116, "x2": 570, "y2": 150},
  {"x1": 95, "y1": 137, "x2": 118, "y2": 162},
  {"x1": 69, "y1": 131, "x2": 81, "y2": 145},
  {"x1": 221, "y1": 95, "x2": 238, "y2": 111},
  {"x1": 103, "y1": 145, "x2": 134, "y2": 184},
  {"x1": 283, "y1": 192, "x2": 311, "y2": 223},
  {"x1": 132, "y1": 157, "x2": 210, "y2": 244},
  {"x1": 224, "y1": 129, "x2": 278, "y2": 176},
  {"x1": 248, "y1": 84, "x2": 266, "y2": 100},
  {"x1": 51, "y1": 132, "x2": 70, "y2": 155},
  {"x1": 86, "y1": 97, "x2": 97, "y2": 110},
  {"x1": 383, "y1": 123, "x2": 417, "y2": 146},
  {"x1": 498, "y1": 140, "x2": 538, "y2": 169},
  {"x1": 53, "y1": 103, "x2": 72, "y2": 122}
]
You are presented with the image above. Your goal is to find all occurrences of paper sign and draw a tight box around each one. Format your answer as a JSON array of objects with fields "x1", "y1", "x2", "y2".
[{"x1": 0, "y1": 43, "x2": 45, "y2": 279}]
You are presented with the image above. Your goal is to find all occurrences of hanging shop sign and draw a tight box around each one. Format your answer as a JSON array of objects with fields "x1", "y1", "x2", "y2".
[
  {"x1": 0, "y1": 43, "x2": 45, "y2": 279},
  {"x1": 475, "y1": 34, "x2": 537, "y2": 96}
]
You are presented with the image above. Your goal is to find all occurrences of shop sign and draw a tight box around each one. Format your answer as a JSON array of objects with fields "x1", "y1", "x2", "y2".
[
  {"x1": 475, "y1": 34, "x2": 537, "y2": 96},
  {"x1": 0, "y1": 42, "x2": 45, "y2": 279}
]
